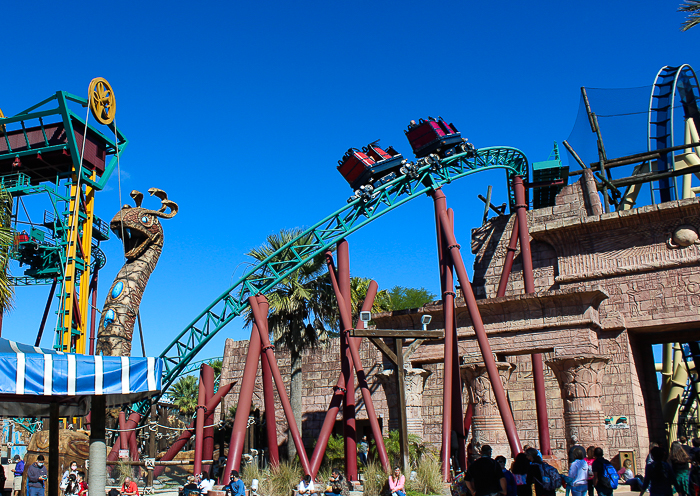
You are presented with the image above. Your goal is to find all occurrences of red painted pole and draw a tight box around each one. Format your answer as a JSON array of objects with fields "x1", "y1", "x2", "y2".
[
  {"x1": 129, "y1": 421, "x2": 140, "y2": 478},
  {"x1": 336, "y1": 240, "x2": 358, "y2": 481},
  {"x1": 108, "y1": 413, "x2": 141, "y2": 462},
  {"x1": 119, "y1": 412, "x2": 128, "y2": 452},
  {"x1": 224, "y1": 325, "x2": 262, "y2": 478},
  {"x1": 433, "y1": 193, "x2": 454, "y2": 481},
  {"x1": 248, "y1": 295, "x2": 311, "y2": 475},
  {"x1": 496, "y1": 219, "x2": 519, "y2": 298},
  {"x1": 194, "y1": 366, "x2": 207, "y2": 476},
  {"x1": 326, "y1": 253, "x2": 390, "y2": 472},
  {"x1": 261, "y1": 351, "x2": 279, "y2": 467},
  {"x1": 153, "y1": 383, "x2": 233, "y2": 477},
  {"x1": 464, "y1": 403, "x2": 473, "y2": 436},
  {"x1": 309, "y1": 375, "x2": 346, "y2": 476},
  {"x1": 202, "y1": 364, "x2": 216, "y2": 471},
  {"x1": 434, "y1": 189, "x2": 522, "y2": 456},
  {"x1": 447, "y1": 209, "x2": 466, "y2": 472},
  {"x1": 253, "y1": 295, "x2": 279, "y2": 468},
  {"x1": 513, "y1": 176, "x2": 551, "y2": 456}
]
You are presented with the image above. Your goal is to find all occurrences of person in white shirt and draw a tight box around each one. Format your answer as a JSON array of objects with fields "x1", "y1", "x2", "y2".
[
  {"x1": 298, "y1": 475, "x2": 317, "y2": 496},
  {"x1": 198, "y1": 473, "x2": 215, "y2": 494},
  {"x1": 569, "y1": 447, "x2": 591, "y2": 496}
]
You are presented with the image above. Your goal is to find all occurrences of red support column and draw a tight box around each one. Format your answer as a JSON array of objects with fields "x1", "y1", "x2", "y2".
[
  {"x1": 434, "y1": 188, "x2": 522, "y2": 456},
  {"x1": 309, "y1": 374, "x2": 346, "y2": 477},
  {"x1": 326, "y1": 252, "x2": 390, "y2": 472},
  {"x1": 496, "y1": 219, "x2": 519, "y2": 298},
  {"x1": 432, "y1": 192, "x2": 454, "y2": 480},
  {"x1": 248, "y1": 295, "x2": 311, "y2": 475},
  {"x1": 447, "y1": 209, "x2": 466, "y2": 472},
  {"x1": 119, "y1": 412, "x2": 128, "y2": 452},
  {"x1": 261, "y1": 351, "x2": 279, "y2": 467},
  {"x1": 153, "y1": 383, "x2": 233, "y2": 477},
  {"x1": 108, "y1": 413, "x2": 141, "y2": 462},
  {"x1": 194, "y1": 366, "x2": 207, "y2": 476},
  {"x1": 224, "y1": 325, "x2": 262, "y2": 479},
  {"x1": 255, "y1": 295, "x2": 279, "y2": 468},
  {"x1": 337, "y1": 240, "x2": 357, "y2": 481},
  {"x1": 202, "y1": 364, "x2": 216, "y2": 472},
  {"x1": 513, "y1": 176, "x2": 551, "y2": 456},
  {"x1": 464, "y1": 403, "x2": 473, "y2": 437}
]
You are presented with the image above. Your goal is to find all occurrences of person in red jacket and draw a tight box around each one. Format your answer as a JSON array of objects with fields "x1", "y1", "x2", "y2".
[{"x1": 122, "y1": 476, "x2": 139, "y2": 496}]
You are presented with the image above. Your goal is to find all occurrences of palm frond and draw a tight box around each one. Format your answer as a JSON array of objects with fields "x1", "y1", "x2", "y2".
[{"x1": 679, "y1": 0, "x2": 700, "y2": 31}]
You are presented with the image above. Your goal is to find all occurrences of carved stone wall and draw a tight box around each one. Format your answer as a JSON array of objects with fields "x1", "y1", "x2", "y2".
[
  {"x1": 461, "y1": 359, "x2": 515, "y2": 458},
  {"x1": 546, "y1": 355, "x2": 609, "y2": 452},
  {"x1": 220, "y1": 173, "x2": 692, "y2": 471},
  {"x1": 377, "y1": 366, "x2": 431, "y2": 438}
]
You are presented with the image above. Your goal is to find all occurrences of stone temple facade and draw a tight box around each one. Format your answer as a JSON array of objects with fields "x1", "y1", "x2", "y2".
[{"x1": 220, "y1": 170, "x2": 700, "y2": 471}]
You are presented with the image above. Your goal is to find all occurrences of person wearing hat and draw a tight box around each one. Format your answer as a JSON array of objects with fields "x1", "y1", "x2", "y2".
[
  {"x1": 225, "y1": 471, "x2": 245, "y2": 496},
  {"x1": 12, "y1": 455, "x2": 24, "y2": 496},
  {"x1": 26, "y1": 455, "x2": 47, "y2": 496}
]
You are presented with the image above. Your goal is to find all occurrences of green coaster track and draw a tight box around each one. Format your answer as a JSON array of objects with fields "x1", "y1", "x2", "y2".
[{"x1": 142, "y1": 146, "x2": 528, "y2": 412}]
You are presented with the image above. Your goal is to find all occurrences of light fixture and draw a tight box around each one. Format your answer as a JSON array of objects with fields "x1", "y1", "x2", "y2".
[
  {"x1": 359, "y1": 311, "x2": 372, "y2": 328},
  {"x1": 420, "y1": 314, "x2": 432, "y2": 330}
]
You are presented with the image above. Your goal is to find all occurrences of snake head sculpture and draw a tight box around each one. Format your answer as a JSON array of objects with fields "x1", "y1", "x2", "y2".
[{"x1": 112, "y1": 188, "x2": 178, "y2": 260}]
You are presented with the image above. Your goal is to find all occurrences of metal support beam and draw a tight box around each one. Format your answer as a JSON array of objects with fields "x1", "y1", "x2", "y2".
[
  {"x1": 434, "y1": 188, "x2": 522, "y2": 456},
  {"x1": 248, "y1": 295, "x2": 311, "y2": 475},
  {"x1": 194, "y1": 366, "x2": 207, "y2": 476},
  {"x1": 337, "y1": 240, "x2": 358, "y2": 481},
  {"x1": 434, "y1": 191, "x2": 454, "y2": 481},
  {"x1": 202, "y1": 364, "x2": 216, "y2": 472},
  {"x1": 153, "y1": 383, "x2": 234, "y2": 477},
  {"x1": 514, "y1": 176, "x2": 551, "y2": 456},
  {"x1": 261, "y1": 350, "x2": 279, "y2": 467},
  {"x1": 224, "y1": 326, "x2": 262, "y2": 476}
]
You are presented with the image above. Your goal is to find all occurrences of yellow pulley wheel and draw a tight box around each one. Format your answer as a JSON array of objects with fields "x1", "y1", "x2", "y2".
[
  {"x1": 88, "y1": 77, "x2": 116, "y2": 125},
  {"x1": 0, "y1": 108, "x2": 5, "y2": 134}
]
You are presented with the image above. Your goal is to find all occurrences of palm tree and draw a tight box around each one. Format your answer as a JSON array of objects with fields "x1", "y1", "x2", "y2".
[
  {"x1": 168, "y1": 375, "x2": 198, "y2": 416},
  {"x1": 0, "y1": 186, "x2": 14, "y2": 312},
  {"x1": 679, "y1": 0, "x2": 700, "y2": 31},
  {"x1": 246, "y1": 229, "x2": 336, "y2": 460}
]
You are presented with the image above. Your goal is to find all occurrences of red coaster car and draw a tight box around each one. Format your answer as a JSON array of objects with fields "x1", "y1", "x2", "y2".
[
  {"x1": 405, "y1": 116, "x2": 467, "y2": 158},
  {"x1": 337, "y1": 141, "x2": 405, "y2": 190}
]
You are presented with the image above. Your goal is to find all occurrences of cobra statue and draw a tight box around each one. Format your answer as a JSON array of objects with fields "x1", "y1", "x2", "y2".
[{"x1": 96, "y1": 188, "x2": 178, "y2": 356}]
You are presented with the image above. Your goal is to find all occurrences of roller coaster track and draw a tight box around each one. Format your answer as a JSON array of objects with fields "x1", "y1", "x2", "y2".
[
  {"x1": 648, "y1": 64, "x2": 700, "y2": 202},
  {"x1": 140, "y1": 146, "x2": 528, "y2": 412}
]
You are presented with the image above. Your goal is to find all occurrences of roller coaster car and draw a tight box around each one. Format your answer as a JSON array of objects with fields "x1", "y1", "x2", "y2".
[
  {"x1": 337, "y1": 142, "x2": 406, "y2": 190},
  {"x1": 405, "y1": 117, "x2": 473, "y2": 159}
]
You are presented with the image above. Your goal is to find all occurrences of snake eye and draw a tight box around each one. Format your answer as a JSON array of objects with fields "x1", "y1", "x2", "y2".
[{"x1": 141, "y1": 215, "x2": 149, "y2": 224}]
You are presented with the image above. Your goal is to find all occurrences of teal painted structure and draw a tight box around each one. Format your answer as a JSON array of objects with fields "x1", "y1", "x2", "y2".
[{"x1": 138, "y1": 146, "x2": 529, "y2": 413}]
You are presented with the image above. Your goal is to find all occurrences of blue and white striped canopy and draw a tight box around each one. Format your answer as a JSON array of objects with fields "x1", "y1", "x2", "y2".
[{"x1": 0, "y1": 338, "x2": 163, "y2": 417}]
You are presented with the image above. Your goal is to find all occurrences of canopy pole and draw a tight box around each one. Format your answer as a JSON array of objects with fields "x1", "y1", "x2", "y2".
[
  {"x1": 89, "y1": 396, "x2": 107, "y2": 496},
  {"x1": 49, "y1": 403, "x2": 59, "y2": 496}
]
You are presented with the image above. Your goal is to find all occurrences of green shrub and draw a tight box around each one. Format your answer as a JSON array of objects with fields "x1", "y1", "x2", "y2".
[
  {"x1": 362, "y1": 462, "x2": 390, "y2": 496},
  {"x1": 267, "y1": 460, "x2": 302, "y2": 496},
  {"x1": 415, "y1": 454, "x2": 443, "y2": 495},
  {"x1": 371, "y1": 430, "x2": 431, "y2": 468},
  {"x1": 241, "y1": 463, "x2": 270, "y2": 495}
]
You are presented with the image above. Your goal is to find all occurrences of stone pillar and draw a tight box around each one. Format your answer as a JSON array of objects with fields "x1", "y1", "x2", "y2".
[
  {"x1": 546, "y1": 354, "x2": 609, "y2": 453},
  {"x1": 461, "y1": 359, "x2": 515, "y2": 458},
  {"x1": 378, "y1": 366, "x2": 431, "y2": 438}
]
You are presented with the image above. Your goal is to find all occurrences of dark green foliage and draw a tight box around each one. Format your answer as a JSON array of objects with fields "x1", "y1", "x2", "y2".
[
  {"x1": 388, "y1": 286, "x2": 436, "y2": 311},
  {"x1": 168, "y1": 375, "x2": 198, "y2": 415}
]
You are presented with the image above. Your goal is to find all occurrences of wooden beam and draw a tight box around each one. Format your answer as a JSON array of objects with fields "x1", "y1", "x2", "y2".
[
  {"x1": 368, "y1": 337, "x2": 398, "y2": 365},
  {"x1": 352, "y1": 328, "x2": 444, "y2": 339},
  {"x1": 403, "y1": 338, "x2": 425, "y2": 362}
]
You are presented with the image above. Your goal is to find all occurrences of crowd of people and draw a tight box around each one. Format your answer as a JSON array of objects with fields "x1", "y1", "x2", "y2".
[{"x1": 452, "y1": 436, "x2": 700, "y2": 496}]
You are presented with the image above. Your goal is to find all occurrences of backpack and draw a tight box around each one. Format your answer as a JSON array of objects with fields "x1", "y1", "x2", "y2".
[
  {"x1": 537, "y1": 462, "x2": 562, "y2": 491},
  {"x1": 600, "y1": 462, "x2": 619, "y2": 490}
]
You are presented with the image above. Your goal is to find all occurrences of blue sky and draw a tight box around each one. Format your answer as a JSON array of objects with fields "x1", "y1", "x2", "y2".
[{"x1": 1, "y1": 0, "x2": 697, "y2": 366}]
